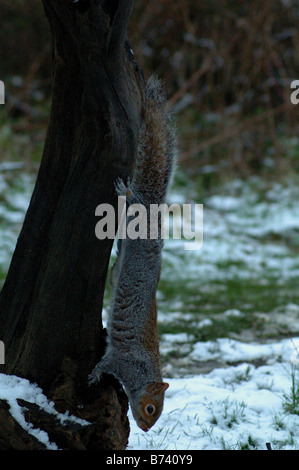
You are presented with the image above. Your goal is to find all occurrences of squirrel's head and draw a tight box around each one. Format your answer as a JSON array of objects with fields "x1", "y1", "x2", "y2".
[{"x1": 129, "y1": 382, "x2": 169, "y2": 432}]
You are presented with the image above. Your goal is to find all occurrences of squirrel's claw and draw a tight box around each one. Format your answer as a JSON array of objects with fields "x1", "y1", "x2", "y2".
[
  {"x1": 88, "y1": 369, "x2": 102, "y2": 386},
  {"x1": 114, "y1": 177, "x2": 132, "y2": 197}
]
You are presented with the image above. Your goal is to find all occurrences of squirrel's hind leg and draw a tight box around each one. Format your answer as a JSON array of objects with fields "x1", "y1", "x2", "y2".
[{"x1": 88, "y1": 363, "x2": 104, "y2": 385}]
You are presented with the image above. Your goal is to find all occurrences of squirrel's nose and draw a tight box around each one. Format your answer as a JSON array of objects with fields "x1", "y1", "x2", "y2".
[{"x1": 139, "y1": 422, "x2": 150, "y2": 432}]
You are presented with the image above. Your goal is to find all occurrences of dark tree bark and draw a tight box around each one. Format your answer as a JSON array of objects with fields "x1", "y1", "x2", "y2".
[{"x1": 0, "y1": 0, "x2": 144, "y2": 449}]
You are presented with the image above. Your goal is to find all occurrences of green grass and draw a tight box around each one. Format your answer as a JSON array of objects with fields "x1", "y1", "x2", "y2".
[
  {"x1": 235, "y1": 434, "x2": 259, "y2": 450},
  {"x1": 0, "y1": 266, "x2": 7, "y2": 287},
  {"x1": 282, "y1": 365, "x2": 299, "y2": 416},
  {"x1": 157, "y1": 273, "x2": 299, "y2": 345}
]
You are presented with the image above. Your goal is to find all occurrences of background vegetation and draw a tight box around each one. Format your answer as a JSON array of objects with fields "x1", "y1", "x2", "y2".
[{"x1": 0, "y1": 0, "x2": 298, "y2": 187}]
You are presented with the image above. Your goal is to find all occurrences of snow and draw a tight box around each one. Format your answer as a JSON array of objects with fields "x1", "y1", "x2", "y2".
[
  {"x1": 1, "y1": 172, "x2": 299, "y2": 450},
  {"x1": 0, "y1": 336, "x2": 298, "y2": 450},
  {"x1": 163, "y1": 178, "x2": 299, "y2": 282},
  {"x1": 0, "y1": 374, "x2": 89, "y2": 449},
  {"x1": 0, "y1": 171, "x2": 33, "y2": 270},
  {"x1": 190, "y1": 337, "x2": 298, "y2": 364},
  {"x1": 127, "y1": 338, "x2": 299, "y2": 450}
]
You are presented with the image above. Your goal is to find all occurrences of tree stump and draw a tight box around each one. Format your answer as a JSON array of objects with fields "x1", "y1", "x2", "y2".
[{"x1": 0, "y1": 0, "x2": 144, "y2": 449}]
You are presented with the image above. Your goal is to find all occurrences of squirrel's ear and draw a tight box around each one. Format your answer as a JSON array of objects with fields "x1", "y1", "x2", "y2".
[{"x1": 146, "y1": 382, "x2": 169, "y2": 395}]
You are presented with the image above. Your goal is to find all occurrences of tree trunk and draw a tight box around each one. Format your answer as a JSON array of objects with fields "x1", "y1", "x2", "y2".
[{"x1": 0, "y1": 0, "x2": 144, "y2": 449}]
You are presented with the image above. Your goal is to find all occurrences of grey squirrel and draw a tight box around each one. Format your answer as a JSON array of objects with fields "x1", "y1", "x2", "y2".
[{"x1": 89, "y1": 75, "x2": 176, "y2": 432}]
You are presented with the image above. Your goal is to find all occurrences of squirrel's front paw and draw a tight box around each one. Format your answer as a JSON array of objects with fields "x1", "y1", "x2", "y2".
[{"x1": 114, "y1": 178, "x2": 133, "y2": 198}]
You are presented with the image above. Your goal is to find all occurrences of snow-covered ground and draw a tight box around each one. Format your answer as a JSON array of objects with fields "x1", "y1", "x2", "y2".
[
  {"x1": 128, "y1": 336, "x2": 299, "y2": 450},
  {"x1": 0, "y1": 335, "x2": 298, "y2": 450},
  {"x1": 0, "y1": 169, "x2": 299, "y2": 450},
  {"x1": 164, "y1": 177, "x2": 299, "y2": 284}
]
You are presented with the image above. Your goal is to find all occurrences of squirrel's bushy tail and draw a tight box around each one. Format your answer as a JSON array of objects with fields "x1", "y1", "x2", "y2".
[{"x1": 132, "y1": 75, "x2": 176, "y2": 205}]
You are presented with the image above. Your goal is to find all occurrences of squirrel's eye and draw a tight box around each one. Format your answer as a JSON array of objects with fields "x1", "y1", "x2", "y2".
[{"x1": 145, "y1": 404, "x2": 156, "y2": 415}]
